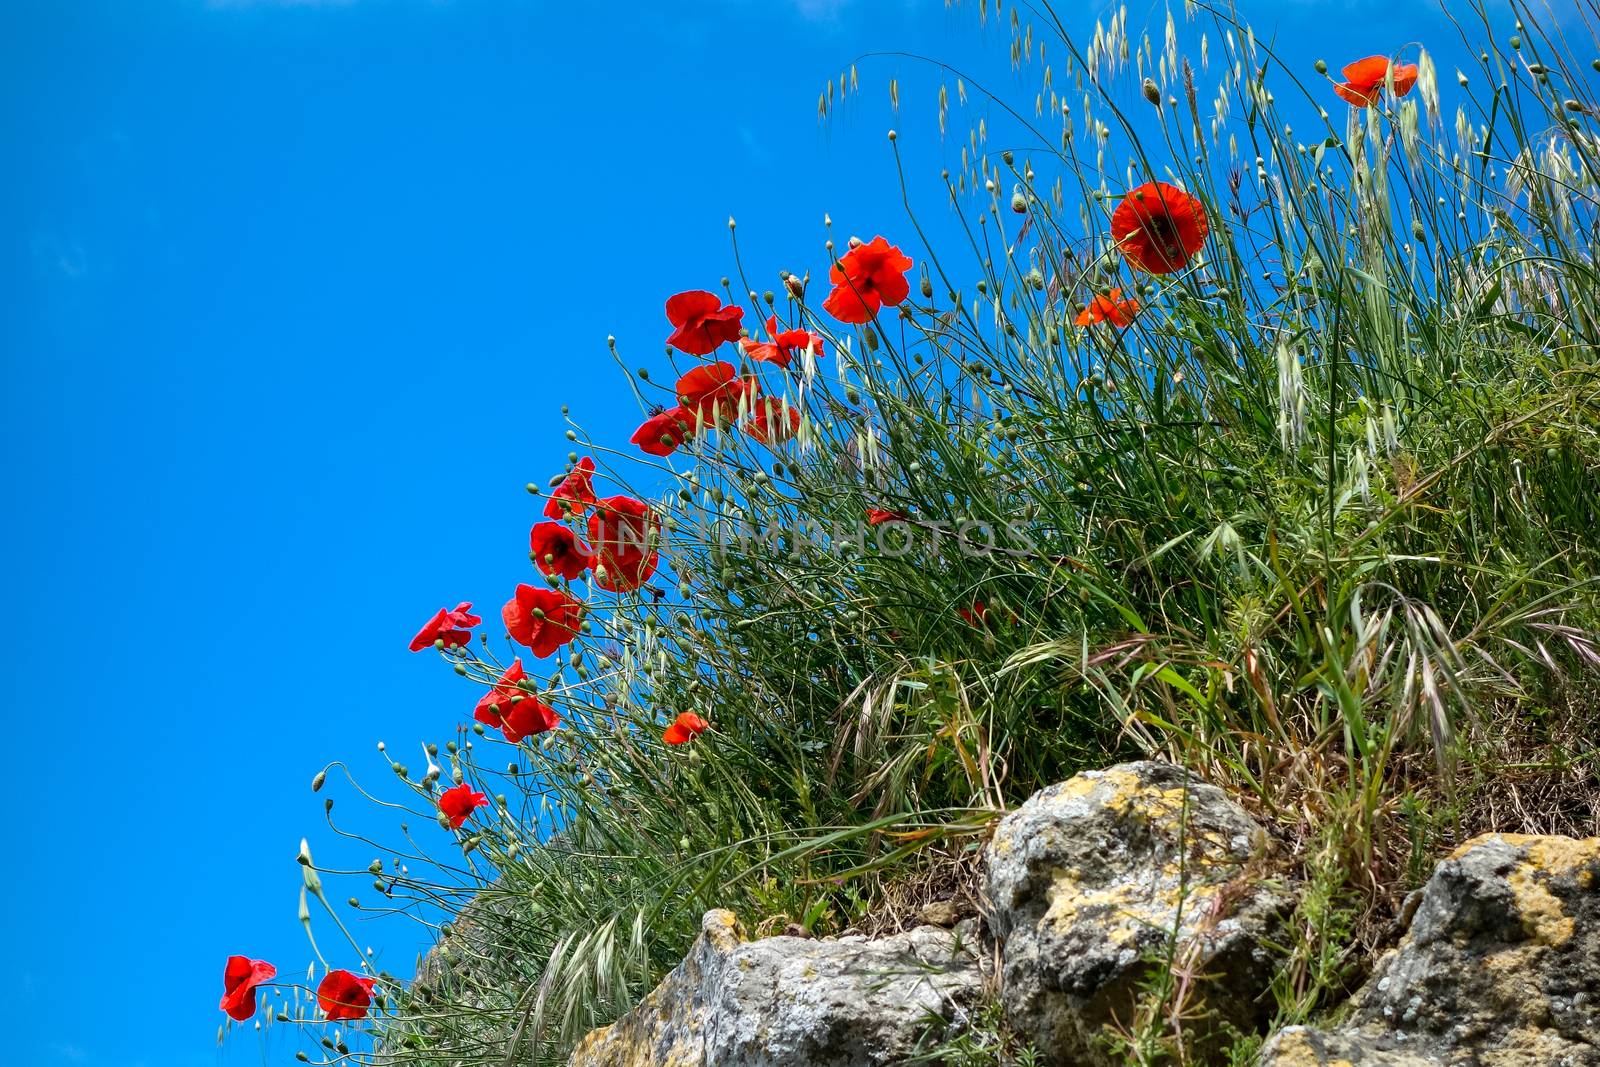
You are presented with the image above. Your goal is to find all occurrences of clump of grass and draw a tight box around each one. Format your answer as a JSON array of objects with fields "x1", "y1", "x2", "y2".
[{"x1": 237, "y1": 1, "x2": 1600, "y2": 1064}]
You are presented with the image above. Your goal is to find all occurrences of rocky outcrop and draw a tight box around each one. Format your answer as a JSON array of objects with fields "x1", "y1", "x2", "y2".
[
  {"x1": 559, "y1": 769, "x2": 1598, "y2": 1067},
  {"x1": 984, "y1": 760, "x2": 1293, "y2": 1066},
  {"x1": 1259, "y1": 832, "x2": 1600, "y2": 1067},
  {"x1": 568, "y1": 909, "x2": 984, "y2": 1067}
]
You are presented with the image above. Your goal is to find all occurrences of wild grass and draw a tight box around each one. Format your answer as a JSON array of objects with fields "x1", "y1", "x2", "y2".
[{"x1": 260, "y1": 1, "x2": 1600, "y2": 1063}]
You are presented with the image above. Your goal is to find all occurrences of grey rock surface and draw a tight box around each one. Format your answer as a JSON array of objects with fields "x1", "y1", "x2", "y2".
[
  {"x1": 568, "y1": 909, "x2": 984, "y2": 1067},
  {"x1": 1259, "y1": 833, "x2": 1600, "y2": 1067},
  {"x1": 984, "y1": 760, "x2": 1292, "y2": 1066}
]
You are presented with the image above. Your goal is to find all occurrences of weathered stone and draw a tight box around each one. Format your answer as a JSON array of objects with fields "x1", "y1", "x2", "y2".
[
  {"x1": 984, "y1": 760, "x2": 1292, "y2": 1066},
  {"x1": 568, "y1": 909, "x2": 984, "y2": 1067},
  {"x1": 1259, "y1": 833, "x2": 1600, "y2": 1067},
  {"x1": 1256, "y1": 1025, "x2": 1441, "y2": 1065}
]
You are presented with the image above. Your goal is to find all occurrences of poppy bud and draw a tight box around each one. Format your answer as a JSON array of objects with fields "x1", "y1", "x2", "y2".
[
  {"x1": 1565, "y1": 99, "x2": 1585, "y2": 112},
  {"x1": 312, "y1": 770, "x2": 327, "y2": 792},
  {"x1": 1011, "y1": 189, "x2": 1028, "y2": 213},
  {"x1": 847, "y1": 235, "x2": 863, "y2": 249},
  {"x1": 728, "y1": 215, "x2": 736, "y2": 229},
  {"x1": 638, "y1": 368, "x2": 650, "y2": 381},
  {"x1": 1509, "y1": 35, "x2": 1520, "y2": 49},
  {"x1": 920, "y1": 276, "x2": 933, "y2": 298},
  {"x1": 368, "y1": 859, "x2": 383, "y2": 874},
  {"x1": 437, "y1": 812, "x2": 452, "y2": 829},
  {"x1": 453, "y1": 663, "x2": 466, "y2": 676},
  {"x1": 297, "y1": 1054, "x2": 310, "y2": 1063},
  {"x1": 526, "y1": 483, "x2": 539, "y2": 494},
  {"x1": 786, "y1": 274, "x2": 806, "y2": 299},
  {"x1": 348, "y1": 897, "x2": 360, "y2": 908},
  {"x1": 324, "y1": 798, "x2": 334, "y2": 814},
  {"x1": 1314, "y1": 59, "x2": 1327, "y2": 74},
  {"x1": 1141, "y1": 78, "x2": 1160, "y2": 105},
  {"x1": 887, "y1": 129, "x2": 897, "y2": 141}
]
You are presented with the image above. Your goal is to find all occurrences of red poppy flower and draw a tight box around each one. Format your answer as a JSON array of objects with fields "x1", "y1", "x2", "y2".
[
  {"x1": 1110, "y1": 182, "x2": 1209, "y2": 275},
  {"x1": 500, "y1": 690, "x2": 560, "y2": 742},
  {"x1": 631, "y1": 405, "x2": 697, "y2": 457},
  {"x1": 665, "y1": 290, "x2": 745, "y2": 356},
  {"x1": 502, "y1": 584, "x2": 584, "y2": 657},
  {"x1": 529, "y1": 522, "x2": 593, "y2": 580},
  {"x1": 1334, "y1": 56, "x2": 1419, "y2": 108},
  {"x1": 408, "y1": 602, "x2": 482, "y2": 652},
  {"x1": 867, "y1": 509, "x2": 909, "y2": 525},
  {"x1": 543, "y1": 457, "x2": 598, "y2": 520},
  {"x1": 471, "y1": 657, "x2": 556, "y2": 740},
  {"x1": 220, "y1": 956, "x2": 276, "y2": 1022},
  {"x1": 677, "y1": 362, "x2": 758, "y2": 426},
  {"x1": 663, "y1": 711, "x2": 709, "y2": 745},
  {"x1": 316, "y1": 969, "x2": 376, "y2": 1022},
  {"x1": 587, "y1": 495, "x2": 660, "y2": 592},
  {"x1": 1075, "y1": 288, "x2": 1141, "y2": 327},
  {"x1": 739, "y1": 315, "x2": 826, "y2": 368},
  {"x1": 438, "y1": 782, "x2": 489, "y2": 828},
  {"x1": 959, "y1": 600, "x2": 1019, "y2": 628},
  {"x1": 822, "y1": 236, "x2": 914, "y2": 324},
  {"x1": 745, "y1": 397, "x2": 801, "y2": 445}
]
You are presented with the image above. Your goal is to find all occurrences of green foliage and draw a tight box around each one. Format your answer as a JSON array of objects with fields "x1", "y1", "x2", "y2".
[{"x1": 267, "y1": 1, "x2": 1600, "y2": 1064}]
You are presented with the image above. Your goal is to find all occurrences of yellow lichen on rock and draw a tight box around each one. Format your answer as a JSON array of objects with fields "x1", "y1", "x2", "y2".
[{"x1": 1444, "y1": 834, "x2": 1600, "y2": 947}]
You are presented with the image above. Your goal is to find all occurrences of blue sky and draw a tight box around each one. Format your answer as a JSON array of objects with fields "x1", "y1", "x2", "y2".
[{"x1": 0, "y1": 0, "x2": 1499, "y2": 1064}]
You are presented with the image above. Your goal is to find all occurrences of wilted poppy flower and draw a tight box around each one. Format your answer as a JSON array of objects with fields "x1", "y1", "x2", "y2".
[
  {"x1": 408, "y1": 602, "x2": 482, "y2": 652},
  {"x1": 739, "y1": 315, "x2": 825, "y2": 368},
  {"x1": 529, "y1": 522, "x2": 593, "y2": 580},
  {"x1": 587, "y1": 495, "x2": 660, "y2": 592},
  {"x1": 1075, "y1": 288, "x2": 1141, "y2": 327},
  {"x1": 316, "y1": 969, "x2": 376, "y2": 1022},
  {"x1": 867, "y1": 508, "x2": 909, "y2": 525},
  {"x1": 745, "y1": 397, "x2": 801, "y2": 445},
  {"x1": 438, "y1": 782, "x2": 489, "y2": 828},
  {"x1": 473, "y1": 657, "x2": 557, "y2": 740},
  {"x1": 220, "y1": 956, "x2": 276, "y2": 1022},
  {"x1": 544, "y1": 457, "x2": 598, "y2": 520},
  {"x1": 663, "y1": 711, "x2": 709, "y2": 745},
  {"x1": 1334, "y1": 55, "x2": 1419, "y2": 107},
  {"x1": 502, "y1": 584, "x2": 584, "y2": 657},
  {"x1": 822, "y1": 236, "x2": 914, "y2": 324},
  {"x1": 677, "y1": 362, "x2": 757, "y2": 426},
  {"x1": 666, "y1": 290, "x2": 745, "y2": 356},
  {"x1": 1110, "y1": 182, "x2": 1209, "y2": 275}
]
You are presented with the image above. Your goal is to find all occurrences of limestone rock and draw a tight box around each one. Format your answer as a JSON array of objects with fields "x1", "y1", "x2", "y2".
[
  {"x1": 984, "y1": 760, "x2": 1291, "y2": 1066},
  {"x1": 1259, "y1": 833, "x2": 1600, "y2": 1067},
  {"x1": 568, "y1": 909, "x2": 984, "y2": 1067}
]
